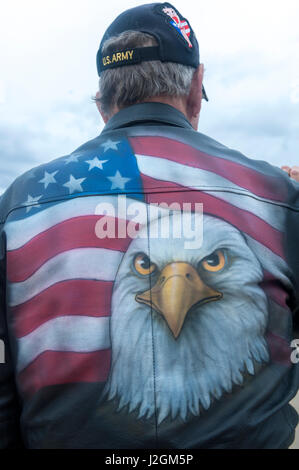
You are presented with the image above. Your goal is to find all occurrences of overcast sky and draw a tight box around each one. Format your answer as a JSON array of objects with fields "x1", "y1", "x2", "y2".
[{"x1": 0, "y1": 0, "x2": 298, "y2": 194}]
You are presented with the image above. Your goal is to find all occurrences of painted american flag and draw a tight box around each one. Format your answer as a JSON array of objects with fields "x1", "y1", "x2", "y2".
[
  {"x1": 171, "y1": 19, "x2": 190, "y2": 36},
  {"x1": 4, "y1": 132, "x2": 293, "y2": 397}
]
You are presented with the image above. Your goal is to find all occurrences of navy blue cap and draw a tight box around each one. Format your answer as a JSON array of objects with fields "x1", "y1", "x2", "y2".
[{"x1": 96, "y1": 2, "x2": 208, "y2": 101}]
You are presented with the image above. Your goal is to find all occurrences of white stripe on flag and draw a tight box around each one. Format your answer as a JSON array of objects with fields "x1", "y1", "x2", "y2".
[
  {"x1": 5, "y1": 195, "x2": 140, "y2": 250},
  {"x1": 17, "y1": 315, "x2": 111, "y2": 372},
  {"x1": 135, "y1": 154, "x2": 285, "y2": 231},
  {"x1": 8, "y1": 248, "x2": 123, "y2": 307}
]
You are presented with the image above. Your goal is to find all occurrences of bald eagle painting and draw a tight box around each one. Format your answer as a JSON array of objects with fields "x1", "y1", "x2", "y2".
[{"x1": 101, "y1": 213, "x2": 270, "y2": 425}]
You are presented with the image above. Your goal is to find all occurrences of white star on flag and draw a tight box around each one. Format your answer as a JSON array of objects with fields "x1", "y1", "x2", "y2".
[
  {"x1": 24, "y1": 194, "x2": 43, "y2": 213},
  {"x1": 65, "y1": 154, "x2": 79, "y2": 164},
  {"x1": 86, "y1": 157, "x2": 108, "y2": 171},
  {"x1": 101, "y1": 139, "x2": 121, "y2": 152},
  {"x1": 63, "y1": 175, "x2": 86, "y2": 194},
  {"x1": 107, "y1": 171, "x2": 131, "y2": 190},
  {"x1": 39, "y1": 171, "x2": 58, "y2": 189}
]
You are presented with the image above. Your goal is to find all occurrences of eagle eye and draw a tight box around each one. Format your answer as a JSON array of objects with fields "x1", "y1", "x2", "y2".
[
  {"x1": 133, "y1": 253, "x2": 157, "y2": 276},
  {"x1": 200, "y1": 250, "x2": 226, "y2": 273}
]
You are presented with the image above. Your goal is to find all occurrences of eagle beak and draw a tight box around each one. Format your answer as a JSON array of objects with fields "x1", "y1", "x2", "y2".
[{"x1": 136, "y1": 262, "x2": 222, "y2": 339}]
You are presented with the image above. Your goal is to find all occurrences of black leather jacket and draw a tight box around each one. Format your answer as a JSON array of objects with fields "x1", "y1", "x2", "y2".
[{"x1": 0, "y1": 102, "x2": 299, "y2": 448}]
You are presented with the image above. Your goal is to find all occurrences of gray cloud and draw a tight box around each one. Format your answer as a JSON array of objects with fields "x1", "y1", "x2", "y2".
[
  {"x1": 0, "y1": 97, "x2": 102, "y2": 193},
  {"x1": 0, "y1": 0, "x2": 298, "y2": 195}
]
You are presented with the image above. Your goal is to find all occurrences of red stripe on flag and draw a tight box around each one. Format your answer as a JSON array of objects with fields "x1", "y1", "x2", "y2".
[
  {"x1": 18, "y1": 349, "x2": 111, "y2": 396},
  {"x1": 7, "y1": 215, "x2": 132, "y2": 283},
  {"x1": 11, "y1": 280, "x2": 112, "y2": 338},
  {"x1": 129, "y1": 136, "x2": 286, "y2": 202},
  {"x1": 142, "y1": 175, "x2": 284, "y2": 258}
]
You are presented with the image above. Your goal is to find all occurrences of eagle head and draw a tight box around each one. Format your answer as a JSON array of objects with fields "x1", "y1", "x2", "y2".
[{"x1": 102, "y1": 213, "x2": 269, "y2": 423}]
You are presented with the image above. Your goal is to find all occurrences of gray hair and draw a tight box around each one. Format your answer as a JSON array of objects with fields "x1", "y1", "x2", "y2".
[{"x1": 97, "y1": 31, "x2": 195, "y2": 115}]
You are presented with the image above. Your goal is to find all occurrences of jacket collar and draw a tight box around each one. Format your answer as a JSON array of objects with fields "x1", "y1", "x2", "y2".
[{"x1": 101, "y1": 102, "x2": 193, "y2": 134}]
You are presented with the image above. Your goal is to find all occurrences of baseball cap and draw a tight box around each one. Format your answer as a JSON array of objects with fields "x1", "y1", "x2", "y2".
[{"x1": 96, "y1": 2, "x2": 208, "y2": 101}]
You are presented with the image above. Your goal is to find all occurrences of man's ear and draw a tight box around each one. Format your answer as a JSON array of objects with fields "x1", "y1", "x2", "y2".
[
  {"x1": 95, "y1": 91, "x2": 109, "y2": 124},
  {"x1": 186, "y1": 64, "x2": 204, "y2": 130}
]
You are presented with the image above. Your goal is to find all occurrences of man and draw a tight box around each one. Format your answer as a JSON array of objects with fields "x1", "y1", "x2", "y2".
[{"x1": 0, "y1": 2, "x2": 299, "y2": 449}]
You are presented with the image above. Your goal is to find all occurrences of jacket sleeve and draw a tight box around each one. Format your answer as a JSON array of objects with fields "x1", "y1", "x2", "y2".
[{"x1": 0, "y1": 223, "x2": 23, "y2": 448}]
